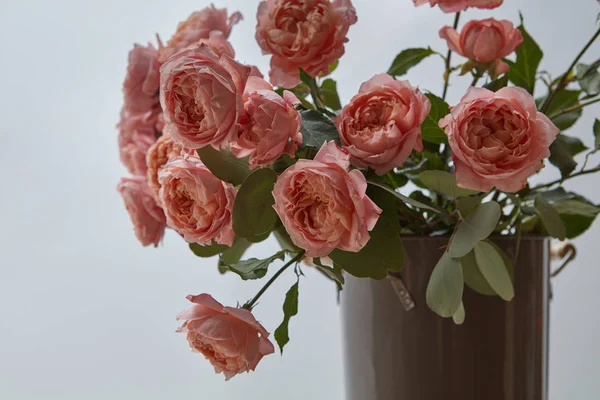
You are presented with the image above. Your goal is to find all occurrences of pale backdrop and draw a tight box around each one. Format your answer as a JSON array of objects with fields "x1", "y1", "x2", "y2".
[{"x1": 0, "y1": 0, "x2": 599, "y2": 398}]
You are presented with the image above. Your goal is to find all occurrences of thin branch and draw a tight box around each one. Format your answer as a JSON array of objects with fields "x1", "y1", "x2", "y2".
[
  {"x1": 548, "y1": 96, "x2": 600, "y2": 119},
  {"x1": 532, "y1": 165, "x2": 600, "y2": 191},
  {"x1": 442, "y1": 12, "x2": 461, "y2": 101}
]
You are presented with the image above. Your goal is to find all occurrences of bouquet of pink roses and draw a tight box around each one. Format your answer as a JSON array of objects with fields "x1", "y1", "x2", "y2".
[{"x1": 116, "y1": 0, "x2": 600, "y2": 380}]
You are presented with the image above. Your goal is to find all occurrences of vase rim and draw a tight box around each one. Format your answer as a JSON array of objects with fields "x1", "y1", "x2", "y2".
[{"x1": 398, "y1": 234, "x2": 549, "y2": 241}]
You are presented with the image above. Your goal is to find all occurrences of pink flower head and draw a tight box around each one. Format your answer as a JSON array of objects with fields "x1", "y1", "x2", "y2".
[
  {"x1": 337, "y1": 74, "x2": 430, "y2": 175},
  {"x1": 440, "y1": 87, "x2": 559, "y2": 193},
  {"x1": 230, "y1": 77, "x2": 303, "y2": 169},
  {"x1": 146, "y1": 134, "x2": 189, "y2": 200},
  {"x1": 255, "y1": 0, "x2": 358, "y2": 88},
  {"x1": 158, "y1": 4, "x2": 242, "y2": 63},
  {"x1": 160, "y1": 44, "x2": 251, "y2": 150},
  {"x1": 117, "y1": 108, "x2": 160, "y2": 175},
  {"x1": 123, "y1": 44, "x2": 161, "y2": 113},
  {"x1": 413, "y1": 0, "x2": 503, "y2": 13},
  {"x1": 272, "y1": 141, "x2": 382, "y2": 257},
  {"x1": 158, "y1": 156, "x2": 236, "y2": 246},
  {"x1": 439, "y1": 18, "x2": 523, "y2": 77},
  {"x1": 177, "y1": 294, "x2": 275, "y2": 380},
  {"x1": 117, "y1": 177, "x2": 166, "y2": 247}
]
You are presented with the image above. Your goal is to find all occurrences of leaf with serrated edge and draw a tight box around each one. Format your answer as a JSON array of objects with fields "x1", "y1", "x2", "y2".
[
  {"x1": 426, "y1": 252, "x2": 464, "y2": 318},
  {"x1": 474, "y1": 241, "x2": 514, "y2": 301},
  {"x1": 274, "y1": 279, "x2": 299, "y2": 353},
  {"x1": 421, "y1": 93, "x2": 450, "y2": 145},
  {"x1": 450, "y1": 202, "x2": 501, "y2": 258}
]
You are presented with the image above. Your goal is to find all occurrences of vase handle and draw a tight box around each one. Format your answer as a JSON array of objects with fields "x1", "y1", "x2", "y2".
[{"x1": 550, "y1": 242, "x2": 577, "y2": 278}]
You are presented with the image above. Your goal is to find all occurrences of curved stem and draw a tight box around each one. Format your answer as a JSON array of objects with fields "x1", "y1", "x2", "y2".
[
  {"x1": 442, "y1": 12, "x2": 461, "y2": 101},
  {"x1": 540, "y1": 26, "x2": 600, "y2": 113},
  {"x1": 548, "y1": 96, "x2": 600, "y2": 119},
  {"x1": 532, "y1": 165, "x2": 600, "y2": 191},
  {"x1": 244, "y1": 250, "x2": 306, "y2": 309},
  {"x1": 470, "y1": 74, "x2": 481, "y2": 87}
]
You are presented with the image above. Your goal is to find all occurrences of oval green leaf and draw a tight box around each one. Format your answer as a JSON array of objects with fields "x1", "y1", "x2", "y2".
[
  {"x1": 534, "y1": 195, "x2": 566, "y2": 240},
  {"x1": 233, "y1": 168, "x2": 278, "y2": 241},
  {"x1": 452, "y1": 302, "x2": 466, "y2": 325},
  {"x1": 197, "y1": 146, "x2": 251, "y2": 186},
  {"x1": 473, "y1": 241, "x2": 515, "y2": 301},
  {"x1": 426, "y1": 252, "x2": 464, "y2": 318},
  {"x1": 450, "y1": 202, "x2": 502, "y2": 258},
  {"x1": 461, "y1": 250, "x2": 496, "y2": 296},
  {"x1": 367, "y1": 180, "x2": 441, "y2": 213},
  {"x1": 388, "y1": 47, "x2": 435, "y2": 77},
  {"x1": 189, "y1": 242, "x2": 229, "y2": 258}
]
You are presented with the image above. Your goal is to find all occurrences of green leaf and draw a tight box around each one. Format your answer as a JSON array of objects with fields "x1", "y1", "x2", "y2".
[
  {"x1": 450, "y1": 202, "x2": 502, "y2": 258},
  {"x1": 452, "y1": 302, "x2": 466, "y2": 325},
  {"x1": 367, "y1": 180, "x2": 441, "y2": 213},
  {"x1": 318, "y1": 60, "x2": 339, "y2": 78},
  {"x1": 420, "y1": 170, "x2": 480, "y2": 198},
  {"x1": 576, "y1": 60, "x2": 600, "y2": 96},
  {"x1": 220, "y1": 237, "x2": 252, "y2": 265},
  {"x1": 274, "y1": 279, "x2": 299, "y2": 353},
  {"x1": 189, "y1": 241, "x2": 229, "y2": 258},
  {"x1": 388, "y1": 47, "x2": 436, "y2": 77},
  {"x1": 299, "y1": 68, "x2": 313, "y2": 86},
  {"x1": 537, "y1": 90, "x2": 582, "y2": 131},
  {"x1": 594, "y1": 119, "x2": 600, "y2": 149},
  {"x1": 273, "y1": 223, "x2": 300, "y2": 252},
  {"x1": 506, "y1": 21, "x2": 543, "y2": 94},
  {"x1": 473, "y1": 241, "x2": 515, "y2": 301},
  {"x1": 299, "y1": 109, "x2": 341, "y2": 149},
  {"x1": 313, "y1": 258, "x2": 345, "y2": 290},
  {"x1": 232, "y1": 168, "x2": 278, "y2": 242},
  {"x1": 426, "y1": 252, "x2": 464, "y2": 318},
  {"x1": 421, "y1": 93, "x2": 450, "y2": 145},
  {"x1": 320, "y1": 79, "x2": 342, "y2": 111},
  {"x1": 197, "y1": 146, "x2": 251, "y2": 186},
  {"x1": 534, "y1": 195, "x2": 566, "y2": 240},
  {"x1": 456, "y1": 195, "x2": 483, "y2": 217},
  {"x1": 461, "y1": 250, "x2": 495, "y2": 296},
  {"x1": 483, "y1": 75, "x2": 509, "y2": 92},
  {"x1": 549, "y1": 134, "x2": 589, "y2": 177},
  {"x1": 223, "y1": 251, "x2": 286, "y2": 281}
]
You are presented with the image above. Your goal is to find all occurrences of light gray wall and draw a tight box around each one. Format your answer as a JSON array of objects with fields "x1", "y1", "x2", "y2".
[{"x1": 0, "y1": 0, "x2": 598, "y2": 398}]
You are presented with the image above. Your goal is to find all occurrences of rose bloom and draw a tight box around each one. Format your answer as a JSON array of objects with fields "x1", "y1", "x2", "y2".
[
  {"x1": 117, "y1": 177, "x2": 166, "y2": 247},
  {"x1": 440, "y1": 87, "x2": 559, "y2": 193},
  {"x1": 413, "y1": 0, "x2": 503, "y2": 13},
  {"x1": 123, "y1": 43, "x2": 160, "y2": 113},
  {"x1": 146, "y1": 134, "x2": 188, "y2": 200},
  {"x1": 255, "y1": 0, "x2": 358, "y2": 88},
  {"x1": 337, "y1": 74, "x2": 430, "y2": 175},
  {"x1": 230, "y1": 77, "x2": 302, "y2": 169},
  {"x1": 160, "y1": 44, "x2": 251, "y2": 149},
  {"x1": 158, "y1": 4, "x2": 242, "y2": 63},
  {"x1": 158, "y1": 155, "x2": 236, "y2": 246},
  {"x1": 439, "y1": 18, "x2": 523, "y2": 77},
  {"x1": 272, "y1": 141, "x2": 382, "y2": 257},
  {"x1": 177, "y1": 294, "x2": 275, "y2": 380},
  {"x1": 117, "y1": 108, "x2": 160, "y2": 175}
]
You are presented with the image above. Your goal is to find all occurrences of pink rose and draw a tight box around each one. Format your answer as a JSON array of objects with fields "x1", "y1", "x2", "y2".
[
  {"x1": 272, "y1": 141, "x2": 382, "y2": 257},
  {"x1": 160, "y1": 44, "x2": 251, "y2": 149},
  {"x1": 336, "y1": 74, "x2": 430, "y2": 175},
  {"x1": 117, "y1": 108, "x2": 160, "y2": 175},
  {"x1": 414, "y1": 0, "x2": 503, "y2": 13},
  {"x1": 116, "y1": 177, "x2": 166, "y2": 247},
  {"x1": 158, "y1": 5, "x2": 242, "y2": 63},
  {"x1": 440, "y1": 87, "x2": 559, "y2": 193},
  {"x1": 230, "y1": 77, "x2": 302, "y2": 169},
  {"x1": 158, "y1": 156, "x2": 236, "y2": 246},
  {"x1": 123, "y1": 44, "x2": 160, "y2": 113},
  {"x1": 439, "y1": 19, "x2": 523, "y2": 77},
  {"x1": 176, "y1": 294, "x2": 275, "y2": 380},
  {"x1": 146, "y1": 134, "x2": 188, "y2": 200},
  {"x1": 255, "y1": 0, "x2": 357, "y2": 88}
]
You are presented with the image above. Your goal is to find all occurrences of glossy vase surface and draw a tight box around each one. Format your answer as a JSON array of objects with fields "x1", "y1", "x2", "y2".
[{"x1": 341, "y1": 236, "x2": 550, "y2": 400}]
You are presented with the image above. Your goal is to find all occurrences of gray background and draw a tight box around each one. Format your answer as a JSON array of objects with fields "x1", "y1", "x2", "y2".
[{"x1": 0, "y1": 0, "x2": 599, "y2": 398}]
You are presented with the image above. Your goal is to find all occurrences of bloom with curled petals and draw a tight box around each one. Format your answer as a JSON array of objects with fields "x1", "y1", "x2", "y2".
[
  {"x1": 439, "y1": 18, "x2": 523, "y2": 77},
  {"x1": 123, "y1": 44, "x2": 160, "y2": 113},
  {"x1": 117, "y1": 108, "x2": 160, "y2": 175},
  {"x1": 158, "y1": 4, "x2": 242, "y2": 63},
  {"x1": 337, "y1": 74, "x2": 430, "y2": 175},
  {"x1": 440, "y1": 87, "x2": 559, "y2": 193},
  {"x1": 160, "y1": 44, "x2": 251, "y2": 150},
  {"x1": 158, "y1": 156, "x2": 236, "y2": 246},
  {"x1": 230, "y1": 77, "x2": 302, "y2": 169},
  {"x1": 117, "y1": 177, "x2": 166, "y2": 247},
  {"x1": 146, "y1": 134, "x2": 190, "y2": 200},
  {"x1": 177, "y1": 294, "x2": 275, "y2": 380},
  {"x1": 255, "y1": 0, "x2": 357, "y2": 88},
  {"x1": 272, "y1": 141, "x2": 382, "y2": 257},
  {"x1": 413, "y1": 0, "x2": 503, "y2": 13}
]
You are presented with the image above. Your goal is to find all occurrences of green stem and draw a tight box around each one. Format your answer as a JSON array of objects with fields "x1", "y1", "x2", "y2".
[
  {"x1": 581, "y1": 149, "x2": 599, "y2": 171},
  {"x1": 532, "y1": 165, "x2": 600, "y2": 191},
  {"x1": 470, "y1": 73, "x2": 481, "y2": 87},
  {"x1": 540, "y1": 26, "x2": 600, "y2": 113},
  {"x1": 244, "y1": 250, "x2": 306, "y2": 309},
  {"x1": 308, "y1": 78, "x2": 325, "y2": 110},
  {"x1": 386, "y1": 171, "x2": 401, "y2": 188},
  {"x1": 442, "y1": 12, "x2": 461, "y2": 101},
  {"x1": 548, "y1": 96, "x2": 600, "y2": 119}
]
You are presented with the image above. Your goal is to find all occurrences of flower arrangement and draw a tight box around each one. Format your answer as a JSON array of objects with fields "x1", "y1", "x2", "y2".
[{"x1": 116, "y1": 0, "x2": 600, "y2": 380}]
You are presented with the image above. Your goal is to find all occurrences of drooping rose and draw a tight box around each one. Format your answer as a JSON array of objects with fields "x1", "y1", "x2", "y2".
[
  {"x1": 230, "y1": 77, "x2": 302, "y2": 169},
  {"x1": 439, "y1": 18, "x2": 523, "y2": 77},
  {"x1": 177, "y1": 294, "x2": 275, "y2": 380},
  {"x1": 117, "y1": 177, "x2": 166, "y2": 247},
  {"x1": 272, "y1": 141, "x2": 381, "y2": 257},
  {"x1": 439, "y1": 87, "x2": 559, "y2": 193},
  {"x1": 413, "y1": 0, "x2": 503, "y2": 13},
  {"x1": 255, "y1": 0, "x2": 357, "y2": 88},
  {"x1": 158, "y1": 5, "x2": 242, "y2": 63},
  {"x1": 146, "y1": 134, "x2": 187, "y2": 200},
  {"x1": 123, "y1": 44, "x2": 160, "y2": 113},
  {"x1": 336, "y1": 74, "x2": 430, "y2": 175},
  {"x1": 158, "y1": 156, "x2": 236, "y2": 246},
  {"x1": 117, "y1": 108, "x2": 160, "y2": 175},
  {"x1": 160, "y1": 44, "x2": 251, "y2": 149}
]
